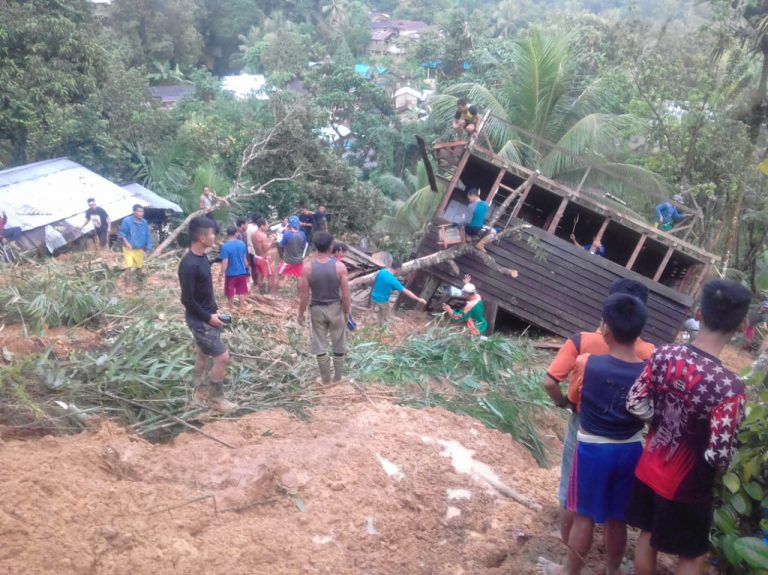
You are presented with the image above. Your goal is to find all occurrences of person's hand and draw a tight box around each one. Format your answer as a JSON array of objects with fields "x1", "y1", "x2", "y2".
[
  {"x1": 463, "y1": 274, "x2": 471, "y2": 284},
  {"x1": 569, "y1": 233, "x2": 576, "y2": 241},
  {"x1": 124, "y1": 242, "x2": 133, "y2": 250},
  {"x1": 418, "y1": 297, "x2": 427, "y2": 305},
  {"x1": 442, "y1": 303, "x2": 451, "y2": 313},
  {"x1": 509, "y1": 269, "x2": 519, "y2": 278},
  {"x1": 209, "y1": 315, "x2": 224, "y2": 328}
]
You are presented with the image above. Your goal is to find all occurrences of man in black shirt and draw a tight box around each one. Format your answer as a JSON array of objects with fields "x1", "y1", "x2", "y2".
[
  {"x1": 81, "y1": 198, "x2": 110, "y2": 252},
  {"x1": 299, "y1": 206, "x2": 314, "y2": 244},
  {"x1": 313, "y1": 205, "x2": 330, "y2": 233},
  {"x1": 178, "y1": 217, "x2": 236, "y2": 412}
]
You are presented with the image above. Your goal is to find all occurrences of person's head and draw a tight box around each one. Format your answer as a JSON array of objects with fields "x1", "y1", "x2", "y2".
[
  {"x1": 609, "y1": 278, "x2": 649, "y2": 304},
  {"x1": 457, "y1": 97, "x2": 468, "y2": 111},
  {"x1": 236, "y1": 218, "x2": 247, "y2": 231},
  {"x1": 332, "y1": 242, "x2": 348, "y2": 257},
  {"x1": 132, "y1": 204, "x2": 144, "y2": 219},
  {"x1": 314, "y1": 231, "x2": 334, "y2": 254},
  {"x1": 672, "y1": 193, "x2": 684, "y2": 204},
  {"x1": 698, "y1": 279, "x2": 751, "y2": 334},
  {"x1": 462, "y1": 282, "x2": 478, "y2": 298},
  {"x1": 302, "y1": 206, "x2": 312, "y2": 214},
  {"x1": 390, "y1": 260, "x2": 403, "y2": 275},
  {"x1": 318, "y1": 206, "x2": 326, "y2": 214},
  {"x1": 601, "y1": 293, "x2": 647, "y2": 345},
  {"x1": 251, "y1": 212, "x2": 263, "y2": 224},
  {"x1": 256, "y1": 216, "x2": 268, "y2": 231},
  {"x1": 226, "y1": 225, "x2": 237, "y2": 238},
  {"x1": 203, "y1": 186, "x2": 211, "y2": 195},
  {"x1": 288, "y1": 215, "x2": 300, "y2": 230},
  {"x1": 467, "y1": 188, "x2": 480, "y2": 202},
  {"x1": 189, "y1": 216, "x2": 217, "y2": 247},
  {"x1": 87, "y1": 198, "x2": 97, "y2": 208}
]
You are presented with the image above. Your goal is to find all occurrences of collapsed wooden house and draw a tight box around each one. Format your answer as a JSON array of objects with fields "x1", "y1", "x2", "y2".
[{"x1": 406, "y1": 115, "x2": 719, "y2": 344}]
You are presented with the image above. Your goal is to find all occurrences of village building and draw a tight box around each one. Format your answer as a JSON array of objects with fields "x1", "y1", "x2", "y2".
[
  {"x1": 0, "y1": 159, "x2": 181, "y2": 254},
  {"x1": 406, "y1": 115, "x2": 716, "y2": 344}
]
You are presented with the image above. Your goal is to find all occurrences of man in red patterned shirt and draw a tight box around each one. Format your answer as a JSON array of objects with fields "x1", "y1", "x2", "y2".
[{"x1": 625, "y1": 279, "x2": 751, "y2": 575}]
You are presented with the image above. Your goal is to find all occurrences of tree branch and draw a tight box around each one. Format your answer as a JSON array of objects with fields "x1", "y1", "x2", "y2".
[{"x1": 350, "y1": 223, "x2": 530, "y2": 288}]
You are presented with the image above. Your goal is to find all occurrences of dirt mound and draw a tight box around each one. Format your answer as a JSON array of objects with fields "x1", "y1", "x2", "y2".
[{"x1": 0, "y1": 403, "x2": 563, "y2": 575}]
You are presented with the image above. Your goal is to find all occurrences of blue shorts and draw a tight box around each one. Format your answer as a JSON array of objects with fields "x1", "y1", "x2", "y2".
[
  {"x1": 558, "y1": 412, "x2": 579, "y2": 508},
  {"x1": 566, "y1": 440, "x2": 642, "y2": 523}
]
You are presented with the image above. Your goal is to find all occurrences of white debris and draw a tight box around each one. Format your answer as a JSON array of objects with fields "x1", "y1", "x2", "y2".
[
  {"x1": 375, "y1": 453, "x2": 404, "y2": 481},
  {"x1": 366, "y1": 515, "x2": 379, "y2": 535},
  {"x1": 445, "y1": 506, "x2": 462, "y2": 520},
  {"x1": 446, "y1": 489, "x2": 472, "y2": 501},
  {"x1": 312, "y1": 535, "x2": 335, "y2": 545}
]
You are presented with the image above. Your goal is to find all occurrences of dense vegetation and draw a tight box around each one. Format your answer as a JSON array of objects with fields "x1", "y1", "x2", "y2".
[{"x1": 2, "y1": 0, "x2": 768, "y2": 570}]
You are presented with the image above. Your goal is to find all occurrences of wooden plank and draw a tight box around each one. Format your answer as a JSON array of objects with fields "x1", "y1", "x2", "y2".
[
  {"x1": 416, "y1": 135, "x2": 439, "y2": 193},
  {"x1": 484, "y1": 299, "x2": 499, "y2": 334},
  {"x1": 486, "y1": 168, "x2": 506, "y2": 206},
  {"x1": 653, "y1": 246, "x2": 675, "y2": 282},
  {"x1": 594, "y1": 217, "x2": 610, "y2": 244},
  {"x1": 575, "y1": 166, "x2": 592, "y2": 194},
  {"x1": 546, "y1": 198, "x2": 569, "y2": 234},
  {"x1": 510, "y1": 175, "x2": 536, "y2": 218},
  {"x1": 626, "y1": 234, "x2": 647, "y2": 270},
  {"x1": 437, "y1": 146, "x2": 472, "y2": 215}
]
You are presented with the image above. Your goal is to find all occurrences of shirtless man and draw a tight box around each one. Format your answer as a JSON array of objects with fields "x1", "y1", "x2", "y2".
[{"x1": 251, "y1": 217, "x2": 277, "y2": 294}]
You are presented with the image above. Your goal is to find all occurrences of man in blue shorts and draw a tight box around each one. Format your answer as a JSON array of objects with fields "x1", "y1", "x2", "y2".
[{"x1": 544, "y1": 293, "x2": 648, "y2": 575}]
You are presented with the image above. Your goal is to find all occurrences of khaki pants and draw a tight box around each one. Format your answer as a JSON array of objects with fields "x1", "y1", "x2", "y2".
[
  {"x1": 310, "y1": 302, "x2": 347, "y2": 355},
  {"x1": 373, "y1": 301, "x2": 392, "y2": 326}
]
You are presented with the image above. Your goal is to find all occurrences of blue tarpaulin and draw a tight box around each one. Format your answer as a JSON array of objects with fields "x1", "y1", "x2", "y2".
[{"x1": 354, "y1": 64, "x2": 371, "y2": 79}]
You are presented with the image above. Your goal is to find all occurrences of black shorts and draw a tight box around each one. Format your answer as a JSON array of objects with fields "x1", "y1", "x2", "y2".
[
  {"x1": 464, "y1": 225, "x2": 484, "y2": 237},
  {"x1": 186, "y1": 315, "x2": 227, "y2": 357},
  {"x1": 625, "y1": 477, "x2": 712, "y2": 558}
]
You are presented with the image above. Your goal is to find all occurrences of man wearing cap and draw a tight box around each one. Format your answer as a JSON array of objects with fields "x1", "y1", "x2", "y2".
[
  {"x1": 279, "y1": 216, "x2": 307, "y2": 278},
  {"x1": 442, "y1": 275, "x2": 488, "y2": 335},
  {"x1": 370, "y1": 260, "x2": 427, "y2": 326},
  {"x1": 654, "y1": 195, "x2": 688, "y2": 231}
]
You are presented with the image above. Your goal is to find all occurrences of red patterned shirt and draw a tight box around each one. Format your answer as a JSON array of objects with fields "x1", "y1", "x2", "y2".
[{"x1": 626, "y1": 344, "x2": 745, "y2": 504}]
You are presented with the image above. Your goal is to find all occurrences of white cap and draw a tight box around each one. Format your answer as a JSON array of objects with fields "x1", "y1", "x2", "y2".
[{"x1": 463, "y1": 283, "x2": 477, "y2": 294}]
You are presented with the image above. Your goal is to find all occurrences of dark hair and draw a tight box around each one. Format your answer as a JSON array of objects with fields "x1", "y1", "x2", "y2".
[
  {"x1": 226, "y1": 225, "x2": 237, "y2": 236},
  {"x1": 332, "y1": 242, "x2": 348, "y2": 254},
  {"x1": 132, "y1": 204, "x2": 143, "y2": 212},
  {"x1": 609, "y1": 278, "x2": 649, "y2": 304},
  {"x1": 391, "y1": 260, "x2": 403, "y2": 270},
  {"x1": 236, "y1": 218, "x2": 246, "y2": 227},
  {"x1": 602, "y1": 294, "x2": 647, "y2": 344},
  {"x1": 467, "y1": 187, "x2": 480, "y2": 197},
  {"x1": 457, "y1": 97, "x2": 468, "y2": 106},
  {"x1": 87, "y1": 197, "x2": 95, "y2": 203},
  {"x1": 313, "y1": 231, "x2": 334, "y2": 253},
  {"x1": 700, "y1": 279, "x2": 751, "y2": 333},
  {"x1": 251, "y1": 212, "x2": 263, "y2": 223},
  {"x1": 256, "y1": 217, "x2": 267, "y2": 227},
  {"x1": 189, "y1": 216, "x2": 216, "y2": 242}
]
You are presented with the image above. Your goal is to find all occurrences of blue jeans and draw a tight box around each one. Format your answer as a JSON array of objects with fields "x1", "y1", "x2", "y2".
[{"x1": 559, "y1": 411, "x2": 580, "y2": 508}]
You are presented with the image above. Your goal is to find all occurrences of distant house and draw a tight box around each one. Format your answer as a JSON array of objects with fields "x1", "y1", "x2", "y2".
[
  {"x1": 0, "y1": 159, "x2": 178, "y2": 254},
  {"x1": 149, "y1": 85, "x2": 195, "y2": 108},
  {"x1": 367, "y1": 18, "x2": 430, "y2": 58},
  {"x1": 393, "y1": 87, "x2": 423, "y2": 113},
  {"x1": 89, "y1": 0, "x2": 112, "y2": 20},
  {"x1": 221, "y1": 74, "x2": 270, "y2": 100}
]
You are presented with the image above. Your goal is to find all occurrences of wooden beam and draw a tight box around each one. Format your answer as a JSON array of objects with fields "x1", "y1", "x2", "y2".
[
  {"x1": 653, "y1": 246, "x2": 675, "y2": 282},
  {"x1": 487, "y1": 170, "x2": 540, "y2": 229},
  {"x1": 575, "y1": 166, "x2": 592, "y2": 194},
  {"x1": 547, "y1": 198, "x2": 569, "y2": 234},
  {"x1": 484, "y1": 299, "x2": 499, "y2": 334},
  {"x1": 486, "y1": 168, "x2": 506, "y2": 206},
  {"x1": 626, "y1": 234, "x2": 646, "y2": 270},
  {"x1": 594, "y1": 216, "x2": 610, "y2": 244},
  {"x1": 437, "y1": 145, "x2": 472, "y2": 215},
  {"x1": 690, "y1": 262, "x2": 711, "y2": 298},
  {"x1": 510, "y1": 171, "x2": 540, "y2": 219}
]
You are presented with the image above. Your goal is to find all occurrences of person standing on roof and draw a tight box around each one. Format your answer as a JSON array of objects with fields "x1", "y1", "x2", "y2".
[
  {"x1": 119, "y1": 204, "x2": 152, "y2": 283},
  {"x1": 81, "y1": 198, "x2": 110, "y2": 252},
  {"x1": 452, "y1": 97, "x2": 480, "y2": 140},
  {"x1": 654, "y1": 194, "x2": 688, "y2": 231}
]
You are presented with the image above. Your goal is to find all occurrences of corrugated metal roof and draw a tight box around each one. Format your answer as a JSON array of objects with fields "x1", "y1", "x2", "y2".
[
  {"x1": 0, "y1": 158, "x2": 145, "y2": 232},
  {"x1": 121, "y1": 183, "x2": 183, "y2": 213}
]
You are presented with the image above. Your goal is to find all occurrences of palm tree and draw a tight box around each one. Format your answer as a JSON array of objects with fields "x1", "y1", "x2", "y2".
[
  {"x1": 377, "y1": 162, "x2": 443, "y2": 239},
  {"x1": 430, "y1": 29, "x2": 672, "y2": 207}
]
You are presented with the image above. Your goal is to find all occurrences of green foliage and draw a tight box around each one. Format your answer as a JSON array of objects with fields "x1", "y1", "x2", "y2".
[
  {"x1": 712, "y1": 387, "x2": 768, "y2": 574},
  {"x1": 350, "y1": 328, "x2": 552, "y2": 465}
]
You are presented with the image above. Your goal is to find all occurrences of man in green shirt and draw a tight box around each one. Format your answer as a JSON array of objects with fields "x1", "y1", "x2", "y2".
[{"x1": 442, "y1": 282, "x2": 488, "y2": 335}]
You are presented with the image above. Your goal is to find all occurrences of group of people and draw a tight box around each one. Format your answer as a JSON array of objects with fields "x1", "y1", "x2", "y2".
[{"x1": 542, "y1": 277, "x2": 751, "y2": 575}]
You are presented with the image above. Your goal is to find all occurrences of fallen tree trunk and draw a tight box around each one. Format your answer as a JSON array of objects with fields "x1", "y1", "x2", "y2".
[{"x1": 350, "y1": 222, "x2": 530, "y2": 288}]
